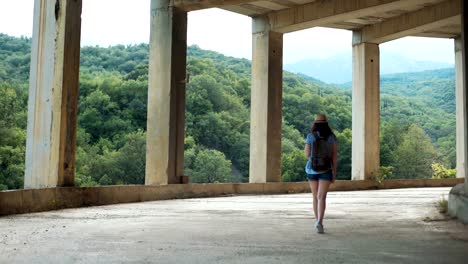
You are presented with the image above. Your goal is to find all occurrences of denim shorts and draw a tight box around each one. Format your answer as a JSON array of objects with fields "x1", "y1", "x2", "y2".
[{"x1": 306, "y1": 170, "x2": 333, "y2": 181}]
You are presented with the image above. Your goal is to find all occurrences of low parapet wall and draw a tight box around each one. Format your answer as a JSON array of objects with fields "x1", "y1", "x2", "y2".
[{"x1": 0, "y1": 178, "x2": 463, "y2": 216}]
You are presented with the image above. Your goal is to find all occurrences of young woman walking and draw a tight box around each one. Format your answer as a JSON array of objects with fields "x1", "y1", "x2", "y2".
[{"x1": 304, "y1": 114, "x2": 338, "y2": 234}]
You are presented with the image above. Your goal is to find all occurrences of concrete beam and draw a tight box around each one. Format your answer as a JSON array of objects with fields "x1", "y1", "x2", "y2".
[
  {"x1": 250, "y1": 16, "x2": 283, "y2": 183},
  {"x1": 25, "y1": 0, "x2": 82, "y2": 189},
  {"x1": 174, "y1": 0, "x2": 256, "y2": 11},
  {"x1": 358, "y1": 0, "x2": 461, "y2": 44},
  {"x1": 352, "y1": 35, "x2": 380, "y2": 181},
  {"x1": 267, "y1": 0, "x2": 425, "y2": 33},
  {"x1": 455, "y1": 38, "x2": 467, "y2": 179},
  {"x1": 146, "y1": 0, "x2": 187, "y2": 185}
]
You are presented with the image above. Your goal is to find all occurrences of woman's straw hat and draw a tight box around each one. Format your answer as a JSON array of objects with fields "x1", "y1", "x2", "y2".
[{"x1": 315, "y1": 114, "x2": 328, "y2": 123}]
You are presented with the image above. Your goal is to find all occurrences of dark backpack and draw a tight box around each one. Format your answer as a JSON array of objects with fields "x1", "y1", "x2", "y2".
[{"x1": 309, "y1": 133, "x2": 332, "y2": 171}]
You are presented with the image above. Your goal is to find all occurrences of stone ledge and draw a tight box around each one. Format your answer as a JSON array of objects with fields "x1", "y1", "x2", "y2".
[
  {"x1": 0, "y1": 178, "x2": 463, "y2": 216},
  {"x1": 448, "y1": 183, "x2": 468, "y2": 224}
]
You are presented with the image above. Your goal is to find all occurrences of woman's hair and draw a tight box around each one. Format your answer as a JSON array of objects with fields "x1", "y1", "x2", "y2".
[{"x1": 311, "y1": 122, "x2": 335, "y2": 138}]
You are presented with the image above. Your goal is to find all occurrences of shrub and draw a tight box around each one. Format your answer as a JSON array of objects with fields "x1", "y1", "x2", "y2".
[
  {"x1": 431, "y1": 163, "x2": 456, "y2": 179},
  {"x1": 375, "y1": 166, "x2": 394, "y2": 184}
]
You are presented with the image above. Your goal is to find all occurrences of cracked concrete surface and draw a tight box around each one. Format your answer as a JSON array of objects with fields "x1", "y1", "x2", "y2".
[{"x1": 0, "y1": 187, "x2": 467, "y2": 263}]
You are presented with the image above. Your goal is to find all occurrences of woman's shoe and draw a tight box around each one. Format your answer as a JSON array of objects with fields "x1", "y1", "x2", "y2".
[{"x1": 315, "y1": 221, "x2": 324, "y2": 234}]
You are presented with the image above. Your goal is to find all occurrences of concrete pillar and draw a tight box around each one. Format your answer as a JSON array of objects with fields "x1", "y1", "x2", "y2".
[
  {"x1": 249, "y1": 17, "x2": 283, "y2": 183},
  {"x1": 24, "y1": 0, "x2": 82, "y2": 188},
  {"x1": 351, "y1": 32, "x2": 380, "y2": 181},
  {"x1": 448, "y1": 1, "x2": 468, "y2": 223},
  {"x1": 462, "y1": 0, "x2": 468, "y2": 192},
  {"x1": 146, "y1": 0, "x2": 187, "y2": 185},
  {"x1": 455, "y1": 38, "x2": 467, "y2": 179}
]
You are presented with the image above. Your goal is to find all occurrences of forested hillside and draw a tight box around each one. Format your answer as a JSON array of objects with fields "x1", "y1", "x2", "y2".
[{"x1": 0, "y1": 33, "x2": 456, "y2": 190}]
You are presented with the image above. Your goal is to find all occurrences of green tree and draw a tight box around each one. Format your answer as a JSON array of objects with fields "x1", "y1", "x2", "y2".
[
  {"x1": 335, "y1": 128, "x2": 352, "y2": 180},
  {"x1": 189, "y1": 148, "x2": 232, "y2": 183},
  {"x1": 78, "y1": 89, "x2": 131, "y2": 142},
  {"x1": 393, "y1": 124, "x2": 438, "y2": 178},
  {"x1": 0, "y1": 83, "x2": 25, "y2": 190},
  {"x1": 114, "y1": 130, "x2": 146, "y2": 184},
  {"x1": 380, "y1": 119, "x2": 410, "y2": 166},
  {"x1": 282, "y1": 149, "x2": 308, "y2": 182}
]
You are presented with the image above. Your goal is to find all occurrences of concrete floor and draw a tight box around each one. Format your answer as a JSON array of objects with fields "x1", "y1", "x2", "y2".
[{"x1": 0, "y1": 187, "x2": 467, "y2": 264}]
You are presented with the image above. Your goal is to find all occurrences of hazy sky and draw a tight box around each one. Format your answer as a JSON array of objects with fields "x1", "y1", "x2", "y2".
[{"x1": 0, "y1": 0, "x2": 455, "y2": 64}]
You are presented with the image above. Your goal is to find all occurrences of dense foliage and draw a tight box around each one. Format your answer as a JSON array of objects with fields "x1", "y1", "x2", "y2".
[{"x1": 0, "y1": 33, "x2": 456, "y2": 190}]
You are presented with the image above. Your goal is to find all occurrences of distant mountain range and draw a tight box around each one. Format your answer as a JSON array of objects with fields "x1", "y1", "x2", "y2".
[{"x1": 284, "y1": 52, "x2": 454, "y2": 84}]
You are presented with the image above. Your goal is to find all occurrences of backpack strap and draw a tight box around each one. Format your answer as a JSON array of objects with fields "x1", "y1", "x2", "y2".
[
  {"x1": 312, "y1": 132, "x2": 319, "y2": 160},
  {"x1": 312, "y1": 132, "x2": 321, "y2": 141}
]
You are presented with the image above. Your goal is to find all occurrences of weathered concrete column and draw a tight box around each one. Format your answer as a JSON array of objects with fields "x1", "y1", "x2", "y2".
[
  {"x1": 146, "y1": 0, "x2": 187, "y2": 185},
  {"x1": 351, "y1": 31, "x2": 380, "y2": 181},
  {"x1": 249, "y1": 17, "x2": 283, "y2": 183},
  {"x1": 463, "y1": 0, "x2": 468, "y2": 192},
  {"x1": 24, "y1": 0, "x2": 82, "y2": 189},
  {"x1": 448, "y1": 0, "x2": 468, "y2": 224},
  {"x1": 455, "y1": 37, "x2": 468, "y2": 179}
]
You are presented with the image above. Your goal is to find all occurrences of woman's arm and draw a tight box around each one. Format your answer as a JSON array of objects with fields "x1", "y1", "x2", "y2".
[
  {"x1": 331, "y1": 143, "x2": 338, "y2": 183},
  {"x1": 304, "y1": 143, "x2": 311, "y2": 158}
]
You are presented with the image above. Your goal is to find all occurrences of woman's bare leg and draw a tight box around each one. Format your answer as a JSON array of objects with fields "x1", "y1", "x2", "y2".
[
  {"x1": 317, "y1": 180, "x2": 331, "y2": 223},
  {"x1": 308, "y1": 180, "x2": 319, "y2": 221}
]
